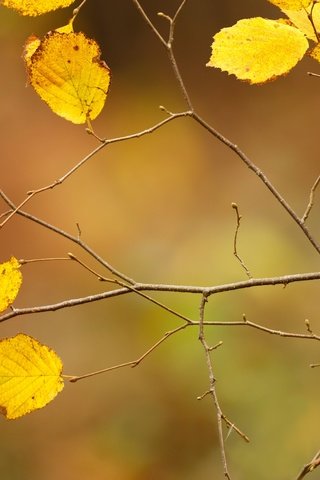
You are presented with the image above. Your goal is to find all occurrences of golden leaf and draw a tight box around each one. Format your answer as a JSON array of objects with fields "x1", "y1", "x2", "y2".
[
  {"x1": 282, "y1": 3, "x2": 320, "y2": 40},
  {"x1": 0, "y1": 334, "x2": 64, "y2": 419},
  {"x1": 268, "y1": 0, "x2": 313, "y2": 10},
  {"x1": 310, "y1": 42, "x2": 320, "y2": 61},
  {"x1": 207, "y1": 17, "x2": 309, "y2": 84},
  {"x1": 24, "y1": 35, "x2": 41, "y2": 68},
  {"x1": 0, "y1": 257, "x2": 22, "y2": 313},
  {"x1": 1, "y1": 0, "x2": 76, "y2": 16},
  {"x1": 25, "y1": 26, "x2": 111, "y2": 124}
]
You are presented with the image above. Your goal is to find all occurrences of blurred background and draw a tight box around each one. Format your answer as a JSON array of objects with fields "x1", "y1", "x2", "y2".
[{"x1": 1, "y1": 0, "x2": 320, "y2": 478}]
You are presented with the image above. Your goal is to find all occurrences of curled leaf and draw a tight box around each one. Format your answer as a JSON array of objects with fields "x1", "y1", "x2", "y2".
[
  {"x1": 1, "y1": 0, "x2": 76, "y2": 16},
  {"x1": 0, "y1": 334, "x2": 64, "y2": 419},
  {"x1": 24, "y1": 25, "x2": 111, "y2": 124},
  {"x1": 0, "y1": 257, "x2": 22, "y2": 313},
  {"x1": 207, "y1": 17, "x2": 309, "y2": 84}
]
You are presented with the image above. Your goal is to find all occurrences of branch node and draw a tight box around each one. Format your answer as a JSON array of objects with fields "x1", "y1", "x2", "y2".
[
  {"x1": 157, "y1": 12, "x2": 172, "y2": 23},
  {"x1": 76, "y1": 222, "x2": 82, "y2": 239},
  {"x1": 208, "y1": 341, "x2": 223, "y2": 352},
  {"x1": 197, "y1": 390, "x2": 211, "y2": 401},
  {"x1": 305, "y1": 318, "x2": 314, "y2": 335}
]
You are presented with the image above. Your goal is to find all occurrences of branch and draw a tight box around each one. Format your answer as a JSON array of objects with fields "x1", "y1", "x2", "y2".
[
  {"x1": 302, "y1": 174, "x2": 320, "y2": 224},
  {"x1": 0, "y1": 189, "x2": 136, "y2": 285},
  {"x1": 198, "y1": 293, "x2": 232, "y2": 479},
  {"x1": 295, "y1": 450, "x2": 320, "y2": 480},
  {"x1": 68, "y1": 323, "x2": 189, "y2": 383},
  {"x1": 231, "y1": 203, "x2": 252, "y2": 278},
  {"x1": 131, "y1": 2, "x2": 320, "y2": 255},
  {"x1": 191, "y1": 112, "x2": 320, "y2": 256},
  {"x1": 131, "y1": 0, "x2": 167, "y2": 47},
  {"x1": 204, "y1": 315, "x2": 320, "y2": 342},
  {"x1": 132, "y1": 0, "x2": 193, "y2": 109},
  {"x1": 72, "y1": 0, "x2": 87, "y2": 19},
  {"x1": 0, "y1": 110, "x2": 190, "y2": 228},
  {"x1": 1, "y1": 272, "x2": 320, "y2": 323},
  {"x1": 68, "y1": 252, "x2": 193, "y2": 324},
  {"x1": 306, "y1": 1, "x2": 320, "y2": 43}
]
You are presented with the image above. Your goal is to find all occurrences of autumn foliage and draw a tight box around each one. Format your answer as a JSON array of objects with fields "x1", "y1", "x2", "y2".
[{"x1": 1, "y1": 0, "x2": 320, "y2": 478}]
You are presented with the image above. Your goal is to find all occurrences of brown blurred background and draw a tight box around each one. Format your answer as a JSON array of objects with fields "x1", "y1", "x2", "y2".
[{"x1": 1, "y1": 0, "x2": 320, "y2": 478}]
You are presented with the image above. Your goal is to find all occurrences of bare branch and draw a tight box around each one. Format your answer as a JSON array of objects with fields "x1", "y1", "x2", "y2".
[
  {"x1": 302, "y1": 174, "x2": 320, "y2": 223},
  {"x1": 68, "y1": 323, "x2": 189, "y2": 383},
  {"x1": 203, "y1": 314, "x2": 320, "y2": 342},
  {"x1": 191, "y1": 112, "x2": 320, "y2": 255},
  {"x1": 131, "y1": 0, "x2": 167, "y2": 47},
  {"x1": 295, "y1": 450, "x2": 320, "y2": 480},
  {"x1": 133, "y1": 0, "x2": 193, "y2": 110},
  {"x1": 0, "y1": 111, "x2": 189, "y2": 228},
  {"x1": 172, "y1": 0, "x2": 188, "y2": 24},
  {"x1": 19, "y1": 257, "x2": 71, "y2": 265},
  {"x1": 68, "y1": 252, "x2": 193, "y2": 324},
  {"x1": 72, "y1": 0, "x2": 87, "y2": 18},
  {"x1": 198, "y1": 293, "x2": 232, "y2": 479},
  {"x1": 231, "y1": 203, "x2": 252, "y2": 278},
  {"x1": 0, "y1": 189, "x2": 136, "y2": 285},
  {"x1": 1, "y1": 270, "x2": 320, "y2": 323}
]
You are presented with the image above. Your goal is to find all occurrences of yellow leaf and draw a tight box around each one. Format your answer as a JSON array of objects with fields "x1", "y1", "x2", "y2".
[
  {"x1": 0, "y1": 257, "x2": 22, "y2": 313},
  {"x1": 0, "y1": 334, "x2": 64, "y2": 419},
  {"x1": 55, "y1": 16, "x2": 75, "y2": 34},
  {"x1": 207, "y1": 17, "x2": 309, "y2": 84},
  {"x1": 282, "y1": 3, "x2": 320, "y2": 40},
  {"x1": 25, "y1": 27, "x2": 111, "y2": 124},
  {"x1": 24, "y1": 35, "x2": 41, "y2": 68},
  {"x1": 268, "y1": 0, "x2": 313, "y2": 10},
  {"x1": 1, "y1": 0, "x2": 76, "y2": 16},
  {"x1": 310, "y1": 42, "x2": 320, "y2": 61}
]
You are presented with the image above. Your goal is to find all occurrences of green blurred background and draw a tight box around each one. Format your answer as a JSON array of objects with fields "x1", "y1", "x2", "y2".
[{"x1": 1, "y1": 0, "x2": 320, "y2": 478}]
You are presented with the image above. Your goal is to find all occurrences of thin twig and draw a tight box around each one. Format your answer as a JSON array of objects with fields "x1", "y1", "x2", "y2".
[
  {"x1": 68, "y1": 252, "x2": 193, "y2": 324},
  {"x1": 0, "y1": 111, "x2": 189, "y2": 229},
  {"x1": 19, "y1": 257, "x2": 71, "y2": 265},
  {"x1": 172, "y1": 0, "x2": 188, "y2": 24},
  {"x1": 191, "y1": 112, "x2": 320, "y2": 255},
  {"x1": 222, "y1": 414, "x2": 250, "y2": 443},
  {"x1": 131, "y1": 0, "x2": 167, "y2": 47},
  {"x1": 231, "y1": 203, "x2": 252, "y2": 278},
  {"x1": 133, "y1": 0, "x2": 193, "y2": 110},
  {"x1": 295, "y1": 450, "x2": 320, "y2": 480},
  {"x1": 0, "y1": 189, "x2": 135, "y2": 285},
  {"x1": 68, "y1": 323, "x2": 189, "y2": 382},
  {"x1": 72, "y1": 0, "x2": 87, "y2": 18},
  {"x1": 302, "y1": 174, "x2": 320, "y2": 223},
  {"x1": 306, "y1": 1, "x2": 320, "y2": 43},
  {"x1": 204, "y1": 314, "x2": 320, "y2": 341},
  {"x1": 0, "y1": 209, "x2": 11, "y2": 220},
  {"x1": 5, "y1": 193, "x2": 320, "y2": 292},
  {"x1": 198, "y1": 293, "x2": 232, "y2": 479}
]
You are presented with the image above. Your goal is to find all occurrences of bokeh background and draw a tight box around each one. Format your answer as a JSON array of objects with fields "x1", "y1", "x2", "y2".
[{"x1": 1, "y1": 0, "x2": 320, "y2": 478}]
